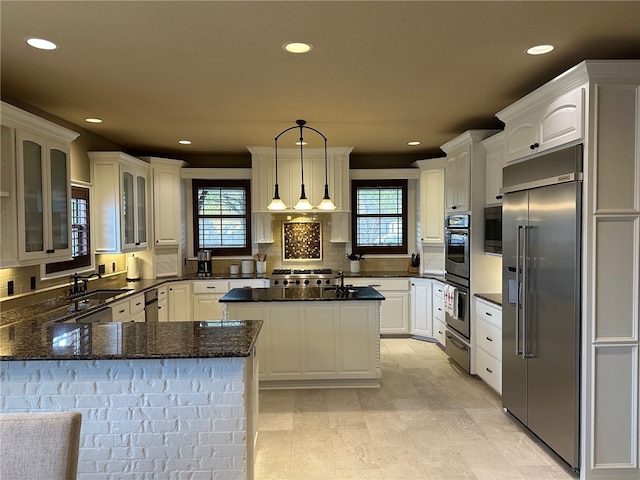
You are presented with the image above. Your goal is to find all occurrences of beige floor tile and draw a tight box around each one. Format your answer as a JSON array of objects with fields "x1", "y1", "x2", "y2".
[{"x1": 255, "y1": 339, "x2": 576, "y2": 480}]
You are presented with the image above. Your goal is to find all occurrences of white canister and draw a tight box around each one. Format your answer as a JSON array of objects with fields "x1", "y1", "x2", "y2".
[
  {"x1": 256, "y1": 261, "x2": 266, "y2": 274},
  {"x1": 350, "y1": 260, "x2": 361, "y2": 273},
  {"x1": 241, "y1": 260, "x2": 254, "y2": 274},
  {"x1": 230, "y1": 264, "x2": 240, "y2": 275}
]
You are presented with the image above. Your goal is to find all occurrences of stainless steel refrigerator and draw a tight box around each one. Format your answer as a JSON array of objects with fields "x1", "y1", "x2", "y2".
[{"x1": 502, "y1": 144, "x2": 582, "y2": 473}]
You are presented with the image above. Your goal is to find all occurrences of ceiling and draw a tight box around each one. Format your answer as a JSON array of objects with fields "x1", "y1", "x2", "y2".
[{"x1": 1, "y1": 1, "x2": 639, "y2": 166}]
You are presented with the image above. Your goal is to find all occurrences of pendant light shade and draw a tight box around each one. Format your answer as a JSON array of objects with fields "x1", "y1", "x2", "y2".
[{"x1": 267, "y1": 119, "x2": 335, "y2": 211}]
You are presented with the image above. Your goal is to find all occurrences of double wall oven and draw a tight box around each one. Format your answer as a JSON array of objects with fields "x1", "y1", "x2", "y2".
[{"x1": 444, "y1": 214, "x2": 471, "y2": 372}]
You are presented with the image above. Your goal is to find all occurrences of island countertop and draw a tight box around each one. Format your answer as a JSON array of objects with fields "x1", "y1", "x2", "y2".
[
  {"x1": 219, "y1": 286, "x2": 385, "y2": 302},
  {"x1": 0, "y1": 319, "x2": 262, "y2": 361}
]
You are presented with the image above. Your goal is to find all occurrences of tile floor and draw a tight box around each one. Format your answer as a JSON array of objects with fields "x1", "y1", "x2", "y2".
[{"x1": 255, "y1": 338, "x2": 577, "y2": 480}]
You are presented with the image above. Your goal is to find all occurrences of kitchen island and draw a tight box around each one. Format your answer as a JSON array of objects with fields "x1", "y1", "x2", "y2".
[
  {"x1": 220, "y1": 286, "x2": 384, "y2": 388},
  {"x1": 0, "y1": 320, "x2": 262, "y2": 480}
]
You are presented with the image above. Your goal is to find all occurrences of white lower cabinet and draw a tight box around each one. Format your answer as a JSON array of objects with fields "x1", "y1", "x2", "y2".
[
  {"x1": 192, "y1": 280, "x2": 229, "y2": 321},
  {"x1": 432, "y1": 281, "x2": 446, "y2": 346},
  {"x1": 111, "y1": 293, "x2": 145, "y2": 323},
  {"x1": 348, "y1": 278, "x2": 410, "y2": 335},
  {"x1": 167, "y1": 281, "x2": 192, "y2": 321},
  {"x1": 226, "y1": 301, "x2": 380, "y2": 385},
  {"x1": 474, "y1": 297, "x2": 502, "y2": 394},
  {"x1": 410, "y1": 278, "x2": 432, "y2": 338}
]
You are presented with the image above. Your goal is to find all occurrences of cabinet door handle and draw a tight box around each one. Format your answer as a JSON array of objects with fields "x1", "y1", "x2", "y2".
[
  {"x1": 486, "y1": 336, "x2": 493, "y2": 342},
  {"x1": 495, "y1": 195, "x2": 503, "y2": 200},
  {"x1": 529, "y1": 142, "x2": 539, "y2": 150},
  {"x1": 451, "y1": 205, "x2": 457, "y2": 210},
  {"x1": 135, "y1": 302, "x2": 142, "y2": 307},
  {"x1": 118, "y1": 309, "x2": 126, "y2": 314},
  {"x1": 485, "y1": 311, "x2": 492, "y2": 316},
  {"x1": 369, "y1": 284, "x2": 381, "y2": 287},
  {"x1": 46, "y1": 249, "x2": 55, "y2": 254},
  {"x1": 486, "y1": 367, "x2": 493, "y2": 373},
  {"x1": 437, "y1": 307, "x2": 442, "y2": 311}
]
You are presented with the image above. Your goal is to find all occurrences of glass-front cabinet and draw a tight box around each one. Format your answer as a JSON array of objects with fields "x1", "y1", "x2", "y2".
[
  {"x1": 90, "y1": 152, "x2": 149, "y2": 253},
  {"x1": 15, "y1": 130, "x2": 74, "y2": 263}
]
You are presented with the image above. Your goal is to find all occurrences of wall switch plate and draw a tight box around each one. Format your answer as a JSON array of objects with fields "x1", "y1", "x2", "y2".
[
  {"x1": 7, "y1": 280, "x2": 14, "y2": 295},
  {"x1": 30, "y1": 276, "x2": 36, "y2": 290}
]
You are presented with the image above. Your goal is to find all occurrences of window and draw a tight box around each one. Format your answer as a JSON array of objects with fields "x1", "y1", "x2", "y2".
[
  {"x1": 45, "y1": 185, "x2": 91, "y2": 275},
  {"x1": 351, "y1": 179, "x2": 408, "y2": 254},
  {"x1": 192, "y1": 179, "x2": 251, "y2": 256}
]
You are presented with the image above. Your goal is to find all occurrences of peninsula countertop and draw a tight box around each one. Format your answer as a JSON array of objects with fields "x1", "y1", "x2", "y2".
[
  {"x1": 0, "y1": 319, "x2": 262, "y2": 361},
  {"x1": 220, "y1": 286, "x2": 385, "y2": 302}
]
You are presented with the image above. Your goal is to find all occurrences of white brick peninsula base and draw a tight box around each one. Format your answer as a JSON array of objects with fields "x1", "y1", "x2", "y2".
[
  {"x1": 0, "y1": 320, "x2": 262, "y2": 480},
  {"x1": 1, "y1": 356, "x2": 257, "y2": 480}
]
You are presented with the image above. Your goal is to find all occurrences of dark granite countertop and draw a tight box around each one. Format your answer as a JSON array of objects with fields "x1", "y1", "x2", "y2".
[
  {"x1": 220, "y1": 286, "x2": 385, "y2": 302},
  {"x1": 475, "y1": 292, "x2": 502, "y2": 306},
  {"x1": 0, "y1": 319, "x2": 262, "y2": 361}
]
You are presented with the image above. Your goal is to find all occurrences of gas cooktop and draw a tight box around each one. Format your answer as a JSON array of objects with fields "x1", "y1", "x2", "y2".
[{"x1": 269, "y1": 268, "x2": 336, "y2": 287}]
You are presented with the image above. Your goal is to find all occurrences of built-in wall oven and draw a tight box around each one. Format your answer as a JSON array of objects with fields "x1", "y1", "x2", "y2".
[
  {"x1": 444, "y1": 213, "x2": 472, "y2": 372},
  {"x1": 445, "y1": 214, "x2": 470, "y2": 280}
]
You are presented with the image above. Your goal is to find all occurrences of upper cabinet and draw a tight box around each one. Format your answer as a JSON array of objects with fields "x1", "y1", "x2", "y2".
[
  {"x1": 498, "y1": 85, "x2": 585, "y2": 164},
  {"x1": 481, "y1": 131, "x2": 505, "y2": 205},
  {"x1": 248, "y1": 146, "x2": 352, "y2": 213},
  {"x1": 1, "y1": 102, "x2": 79, "y2": 267},
  {"x1": 89, "y1": 152, "x2": 150, "y2": 253},
  {"x1": 441, "y1": 130, "x2": 498, "y2": 214},
  {"x1": 146, "y1": 157, "x2": 187, "y2": 247},
  {"x1": 415, "y1": 159, "x2": 445, "y2": 244}
]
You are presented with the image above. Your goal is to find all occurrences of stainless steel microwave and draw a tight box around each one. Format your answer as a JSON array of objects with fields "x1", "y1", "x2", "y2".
[{"x1": 484, "y1": 206, "x2": 502, "y2": 254}]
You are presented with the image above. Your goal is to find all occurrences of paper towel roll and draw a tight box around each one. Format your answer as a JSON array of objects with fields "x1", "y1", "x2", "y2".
[{"x1": 126, "y1": 255, "x2": 140, "y2": 281}]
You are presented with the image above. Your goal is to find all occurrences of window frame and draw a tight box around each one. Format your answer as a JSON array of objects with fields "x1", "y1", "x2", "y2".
[
  {"x1": 44, "y1": 184, "x2": 93, "y2": 277},
  {"x1": 351, "y1": 179, "x2": 408, "y2": 255},
  {"x1": 192, "y1": 179, "x2": 252, "y2": 257}
]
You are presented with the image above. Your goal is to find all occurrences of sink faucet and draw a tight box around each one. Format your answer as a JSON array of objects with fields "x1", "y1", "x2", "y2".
[
  {"x1": 70, "y1": 272, "x2": 102, "y2": 296},
  {"x1": 336, "y1": 270, "x2": 347, "y2": 294}
]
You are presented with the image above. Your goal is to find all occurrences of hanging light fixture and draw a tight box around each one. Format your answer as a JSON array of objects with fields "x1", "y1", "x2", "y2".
[{"x1": 267, "y1": 119, "x2": 336, "y2": 211}]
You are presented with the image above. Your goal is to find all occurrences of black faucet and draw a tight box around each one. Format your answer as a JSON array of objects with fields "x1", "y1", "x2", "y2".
[
  {"x1": 70, "y1": 272, "x2": 102, "y2": 296},
  {"x1": 335, "y1": 270, "x2": 348, "y2": 295}
]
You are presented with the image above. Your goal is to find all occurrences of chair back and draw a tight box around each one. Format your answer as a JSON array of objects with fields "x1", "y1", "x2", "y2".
[{"x1": 0, "y1": 411, "x2": 82, "y2": 480}]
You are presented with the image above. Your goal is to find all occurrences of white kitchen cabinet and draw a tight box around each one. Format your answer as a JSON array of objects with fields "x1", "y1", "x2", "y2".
[
  {"x1": 432, "y1": 281, "x2": 446, "y2": 346},
  {"x1": 474, "y1": 297, "x2": 502, "y2": 394},
  {"x1": 348, "y1": 278, "x2": 410, "y2": 335},
  {"x1": 167, "y1": 280, "x2": 192, "y2": 321},
  {"x1": 89, "y1": 152, "x2": 150, "y2": 253},
  {"x1": 157, "y1": 284, "x2": 169, "y2": 322},
  {"x1": 148, "y1": 158, "x2": 186, "y2": 246},
  {"x1": 0, "y1": 102, "x2": 79, "y2": 266},
  {"x1": 329, "y1": 211, "x2": 350, "y2": 243},
  {"x1": 192, "y1": 280, "x2": 228, "y2": 320},
  {"x1": 252, "y1": 213, "x2": 273, "y2": 243},
  {"x1": 110, "y1": 293, "x2": 145, "y2": 323},
  {"x1": 482, "y1": 132, "x2": 504, "y2": 205},
  {"x1": 248, "y1": 146, "x2": 352, "y2": 212},
  {"x1": 444, "y1": 148, "x2": 470, "y2": 213},
  {"x1": 226, "y1": 301, "x2": 380, "y2": 386},
  {"x1": 410, "y1": 278, "x2": 432, "y2": 338},
  {"x1": 415, "y1": 160, "x2": 445, "y2": 244},
  {"x1": 500, "y1": 86, "x2": 584, "y2": 164}
]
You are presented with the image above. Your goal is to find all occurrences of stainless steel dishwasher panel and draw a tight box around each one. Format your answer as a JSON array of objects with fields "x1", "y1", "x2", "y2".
[{"x1": 145, "y1": 289, "x2": 159, "y2": 323}]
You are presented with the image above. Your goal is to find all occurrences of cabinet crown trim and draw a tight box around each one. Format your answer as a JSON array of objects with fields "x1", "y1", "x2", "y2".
[
  {"x1": 440, "y1": 129, "x2": 500, "y2": 153},
  {"x1": 1, "y1": 101, "x2": 79, "y2": 142}
]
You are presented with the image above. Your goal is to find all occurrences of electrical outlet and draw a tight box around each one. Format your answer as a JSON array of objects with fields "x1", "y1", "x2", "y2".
[
  {"x1": 112, "y1": 262, "x2": 116, "y2": 272},
  {"x1": 30, "y1": 276, "x2": 36, "y2": 290},
  {"x1": 98, "y1": 264, "x2": 106, "y2": 275},
  {"x1": 7, "y1": 280, "x2": 14, "y2": 295}
]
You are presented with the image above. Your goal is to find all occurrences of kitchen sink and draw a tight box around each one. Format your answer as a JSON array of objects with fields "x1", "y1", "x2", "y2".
[{"x1": 79, "y1": 289, "x2": 133, "y2": 301}]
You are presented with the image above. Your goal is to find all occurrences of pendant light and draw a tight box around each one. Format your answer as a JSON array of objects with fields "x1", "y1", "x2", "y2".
[{"x1": 267, "y1": 119, "x2": 336, "y2": 211}]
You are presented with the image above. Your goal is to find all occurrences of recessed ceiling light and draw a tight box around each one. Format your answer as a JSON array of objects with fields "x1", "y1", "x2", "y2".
[
  {"x1": 526, "y1": 44, "x2": 555, "y2": 55},
  {"x1": 283, "y1": 42, "x2": 313, "y2": 54},
  {"x1": 408, "y1": 141, "x2": 421, "y2": 146},
  {"x1": 178, "y1": 140, "x2": 192, "y2": 145},
  {"x1": 85, "y1": 118, "x2": 103, "y2": 124},
  {"x1": 26, "y1": 37, "x2": 59, "y2": 50}
]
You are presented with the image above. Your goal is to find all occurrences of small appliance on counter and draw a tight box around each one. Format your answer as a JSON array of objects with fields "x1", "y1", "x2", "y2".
[{"x1": 197, "y1": 250, "x2": 212, "y2": 278}]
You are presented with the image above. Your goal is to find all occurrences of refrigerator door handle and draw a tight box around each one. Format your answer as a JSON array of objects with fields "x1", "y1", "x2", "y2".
[
  {"x1": 522, "y1": 225, "x2": 531, "y2": 359},
  {"x1": 515, "y1": 225, "x2": 523, "y2": 356}
]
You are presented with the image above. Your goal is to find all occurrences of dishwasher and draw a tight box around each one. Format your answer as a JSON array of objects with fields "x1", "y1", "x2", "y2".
[{"x1": 145, "y1": 289, "x2": 159, "y2": 322}]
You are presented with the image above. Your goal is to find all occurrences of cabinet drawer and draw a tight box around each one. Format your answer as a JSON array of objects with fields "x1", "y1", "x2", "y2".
[
  {"x1": 476, "y1": 347, "x2": 502, "y2": 394},
  {"x1": 158, "y1": 284, "x2": 168, "y2": 300},
  {"x1": 129, "y1": 293, "x2": 145, "y2": 314},
  {"x1": 193, "y1": 280, "x2": 229, "y2": 294},
  {"x1": 433, "y1": 318, "x2": 446, "y2": 346},
  {"x1": 432, "y1": 282, "x2": 445, "y2": 299},
  {"x1": 476, "y1": 319, "x2": 502, "y2": 361},
  {"x1": 228, "y1": 279, "x2": 267, "y2": 289},
  {"x1": 433, "y1": 296, "x2": 444, "y2": 323},
  {"x1": 111, "y1": 299, "x2": 130, "y2": 322},
  {"x1": 129, "y1": 311, "x2": 146, "y2": 323},
  {"x1": 348, "y1": 278, "x2": 409, "y2": 291},
  {"x1": 476, "y1": 298, "x2": 502, "y2": 328}
]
